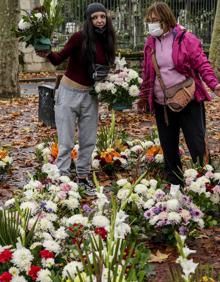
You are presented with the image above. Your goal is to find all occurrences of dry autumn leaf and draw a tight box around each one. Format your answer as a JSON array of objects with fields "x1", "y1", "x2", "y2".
[{"x1": 149, "y1": 250, "x2": 170, "y2": 263}]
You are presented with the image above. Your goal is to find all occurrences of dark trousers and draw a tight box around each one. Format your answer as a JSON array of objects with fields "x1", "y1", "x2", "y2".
[{"x1": 154, "y1": 100, "x2": 206, "y2": 185}]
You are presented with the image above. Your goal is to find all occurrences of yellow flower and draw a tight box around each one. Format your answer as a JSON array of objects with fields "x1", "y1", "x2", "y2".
[{"x1": 200, "y1": 276, "x2": 215, "y2": 282}]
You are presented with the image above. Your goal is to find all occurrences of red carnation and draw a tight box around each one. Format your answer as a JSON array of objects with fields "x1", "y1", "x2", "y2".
[
  {"x1": 95, "y1": 227, "x2": 108, "y2": 240},
  {"x1": 28, "y1": 265, "x2": 41, "y2": 281},
  {"x1": 0, "y1": 272, "x2": 12, "y2": 282},
  {"x1": 0, "y1": 249, "x2": 12, "y2": 263},
  {"x1": 39, "y1": 249, "x2": 54, "y2": 259}
]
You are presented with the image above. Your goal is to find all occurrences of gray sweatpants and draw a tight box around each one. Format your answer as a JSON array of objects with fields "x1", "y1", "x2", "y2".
[{"x1": 54, "y1": 84, "x2": 98, "y2": 177}]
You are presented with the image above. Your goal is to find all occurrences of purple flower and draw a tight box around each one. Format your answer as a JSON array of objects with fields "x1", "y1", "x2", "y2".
[{"x1": 179, "y1": 226, "x2": 188, "y2": 235}]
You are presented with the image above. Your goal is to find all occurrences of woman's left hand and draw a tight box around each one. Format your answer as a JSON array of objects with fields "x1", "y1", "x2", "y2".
[{"x1": 214, "y1": 84, "x2": 220, "y2": 97}]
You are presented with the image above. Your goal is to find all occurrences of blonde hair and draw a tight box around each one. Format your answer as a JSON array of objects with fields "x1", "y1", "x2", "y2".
[{"x1": 146, "y1": 2, "x2": 177, "y2": 29}]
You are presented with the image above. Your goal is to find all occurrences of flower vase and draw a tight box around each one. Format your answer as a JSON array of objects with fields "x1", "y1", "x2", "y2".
[
  {"x1": 33, "y1": 37, "x2": 51, "y2": 52},
  {"x1": 111, "y1": 102, "x2": 132, "y2": 111}
]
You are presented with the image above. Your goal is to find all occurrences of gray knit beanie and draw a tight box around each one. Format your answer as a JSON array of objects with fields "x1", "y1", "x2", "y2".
[{"x1": 85, "y1": 3, "x2": 107, "y2": 19}]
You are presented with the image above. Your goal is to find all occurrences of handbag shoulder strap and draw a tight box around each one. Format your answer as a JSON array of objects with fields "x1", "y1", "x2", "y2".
[
  {"x1": 152, "y1": 52, "x2": 169, "y2": 126},
  {"x1": 152, "y1": 52, "x2": 167, "y2": 94}
]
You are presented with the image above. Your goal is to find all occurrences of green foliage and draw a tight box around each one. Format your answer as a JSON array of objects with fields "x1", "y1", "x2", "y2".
[
  {"x1": 0, "y1": 207, "x2": 38, "y2": 248},
  {"x1": 96, "y1": 111, "x2": 128, "y2": 153},
  {"x1": 13, "y1": 0, "x2": 64, "y2": 47}
]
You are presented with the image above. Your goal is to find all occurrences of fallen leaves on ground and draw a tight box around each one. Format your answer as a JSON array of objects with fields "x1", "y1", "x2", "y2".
[{"x1": 149, "y1": 250, "x2": 171, "y2": 263}]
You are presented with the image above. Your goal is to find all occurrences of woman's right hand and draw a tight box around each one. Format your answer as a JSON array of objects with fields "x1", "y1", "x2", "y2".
[{"x1": 36, "y1": 51, "x2": 51, "y2": 58}]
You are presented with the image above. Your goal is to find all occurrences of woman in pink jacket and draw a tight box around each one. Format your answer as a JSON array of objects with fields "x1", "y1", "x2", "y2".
[{"x1": 138, "y1": 2, "x2": 220, "y2": 185}]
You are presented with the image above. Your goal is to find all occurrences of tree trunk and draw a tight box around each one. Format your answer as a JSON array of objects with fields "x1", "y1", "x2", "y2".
[
  {"x1": 0, "y1": 0, "x2": 20, "y2": 99},
  {"x1": 209, "y1": 0, "x2": 220, "y2": 80}
]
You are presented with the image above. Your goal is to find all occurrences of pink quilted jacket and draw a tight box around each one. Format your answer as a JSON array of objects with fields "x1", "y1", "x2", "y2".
[{"x1": 139, "y1": 24, "x2": 218, "y2": 112}]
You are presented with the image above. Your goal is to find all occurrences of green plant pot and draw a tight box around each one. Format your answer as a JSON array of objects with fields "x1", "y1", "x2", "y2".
[
  {"x1": 111, "y1": 103, "x2": 132, "y2": 111},
  {"x1": 33, "y1": 37, "x2": 51, "y2": 52}
]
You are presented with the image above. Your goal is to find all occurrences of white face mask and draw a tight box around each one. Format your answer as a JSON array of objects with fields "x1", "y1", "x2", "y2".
[{"x1": 148, "y1": 22, "x2": 163, "y2": 37}]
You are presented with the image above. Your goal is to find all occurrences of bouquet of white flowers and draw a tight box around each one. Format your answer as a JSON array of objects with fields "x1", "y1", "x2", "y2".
[
  {"x1": 93, "y1": 56, "x2": 143, "y2": 110},
  {"x1": 14, "y1": 0, "x2": 63, "y2": 51}
]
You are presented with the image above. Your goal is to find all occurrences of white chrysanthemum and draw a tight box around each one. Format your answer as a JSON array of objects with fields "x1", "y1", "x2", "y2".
[
  {"x1": 130, "y1": 145, "x2": 143, "y2": 154},
  {"x1": 143, "y1": 141, "x2": 154, "y2": 149},
  {"x1": 184, "y1": 169, "x2": 198, "y2": 179},
  {"x1": 155, "y1": 154, "x2": 164, "y2": 163},
  {"x1": 138, "y1": 77, "x2": 143, "y2": 84},
  {"x1": 36, "y1": 143, "x2": 45, "y2": 150},
  {"x1": 92, "y1": 215, "x2": 110, "y2": 228},
  {"x1": 18, "y1": 18, "x2": 31, "y2": 30},
  {"x1": 121, "y1": 148, "x2": 130, "y2": 157},
  {"x1": 11, "y1": 276, "x2": 28, "y2": 282},
  {"x1": 129, "y1": 85, "x2": 139, "y2": 97},
  {"x1": 117, "y1": 189, "x2": 130, "y2": 200},
  {"x1": 166, "y1": 199, "x2": 180, "y2": 211},
  {"x1": 134, "y1": 184, "x2": 148, "y2": 194},
  {"x1": 36, "y1": 269, "x2": 52, "y2": 282},
  {"x1": 39, "y1": 218, "x2": 54, "y2": 231},
  {"x1": 92, "y1": 159, "x2": 100, "y2": 169},
  {"x1": 143, "y1": 199, "x2": 155, "y2": 209},
  {"x1": 128, "y1": 69, "x2": 138, "y2": 80},
  {"x1": 24, "y1": 180, "x2": 42, "y2": 190},
  {"x1": 59, "y1": 175, "x2": 71, "y2": 183},
  {"x1": 63, "y1": 198, "x2": 79, "y2": 210},
  {"x1": 213, "y1": 173, "x2": 220, "y2": 181},
  {"x1": 149, "y1": 179, "x2": 158, "y2": 189},
  {"x1": 43, "y1": 240, "x2": 61, "y2": 254},
  {"x1": 204, "y1": 164, "x2": 214, "y2": 171},
  {"x1": 62, "y1": 261, "x2": 83, "y2": 279},
  {"x1": 54, "y1": 227, "x2": 68, "y2": 240},
  {"x1": 41, "y1": 258, "x2": 55, "y2": 268},
  {"x1": 45, "y1": 213, "x2": 58, "y2": 222},
  {"x1": 68, "y1": 181, "x2": 78, "y2": 191},
  {"x1": 188, "y1": 182, "x2": 201, "y2": 193},
  {"x1": 95, "y1": 84, "x2": 101, "y2": 93},
  {"x1": 44, "y1": 200, "x2": 57, "y2": 212},
  {"x1": 42, "y1": 163, "x2": 60, "y2": 180},
  {"x1": 34, "y1": 12, "x2": 43, "y2": 20},
  {"x1": 4, "y1": 198, "x2": 15, "y2": 208},
  {"x1": 111, "y1": 87, "x2": 117, "y2": 94},
  {"x1": 9, "y1": 267, "x2": 20, "y2": 276},
  {"x1": 210, "y1": 193, "x2": 220, "y2": 204},
  {"x1": 167, "y1": 212, "x2": 181, "y2": 223},
  {"x1": 20, "y1": 202, "x2": 37, "y2": 214},
  {"x1": 12, "y1": 247, "x2": 33, "y2": 272},
  {"x1": 196, "y1": 176, "x2": 210, "y2": 186},
  {"x1": 66, "y1": 214, "x2": 88, "y2": 226},
  {"x1": 116, "y1": 179, "x2": 128, "y2": 187},
  {"x1": 48, "y1": 184, "x2": 60, "y2": 193},
  {"x1": 140, "y1": 179, "x2": 150, "y2": 186},
  {"x1": 42, "y1": 148, "x2": 51, "y2": 160}
]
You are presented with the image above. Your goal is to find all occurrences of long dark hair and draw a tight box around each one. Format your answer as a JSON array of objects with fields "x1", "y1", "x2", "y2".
[{"x1": 81, "y1": 15, "x2": 116, "y2": 69}]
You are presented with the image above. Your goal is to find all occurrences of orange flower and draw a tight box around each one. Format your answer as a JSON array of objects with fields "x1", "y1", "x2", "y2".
[
  {"x1": 146, "y1": 145, "x2": 163, "y2": 158},
  {"x1": 51, "y1": 143, "x2": 58, "y2": 158},
  {"x1": 71, "y1": 148, "x2": 78, "y2": 160},
  {"x1": 112, "y1": 151, "x2": 121, "y2": 158},
  {"x1": 0, "y1": 150, "x2": 7, "y2": 160}
]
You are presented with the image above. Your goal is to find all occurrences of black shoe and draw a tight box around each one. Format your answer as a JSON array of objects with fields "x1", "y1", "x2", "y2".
[{"x1": 77, "y1": 178, "x2": 97, "y2": 196}]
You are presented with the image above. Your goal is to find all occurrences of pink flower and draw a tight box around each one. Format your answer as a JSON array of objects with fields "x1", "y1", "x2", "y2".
[
  {"x1": 60, "y1": 183, "x2": 71, "y2": 192},
  {"x1": 57, "y1": 191, "x2": 67, "y2": 199},
  {"x1": 213, "y1": 185, "x2": 220, "y2": 194},
  {"x1": 205, "y1": 171, "x2": 214, "y2": 179}
]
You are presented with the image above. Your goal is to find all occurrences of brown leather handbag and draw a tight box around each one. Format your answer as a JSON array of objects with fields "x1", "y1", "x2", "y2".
[{"x1": 152, "y1": 53, "x2": 195, "y2": 113}]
